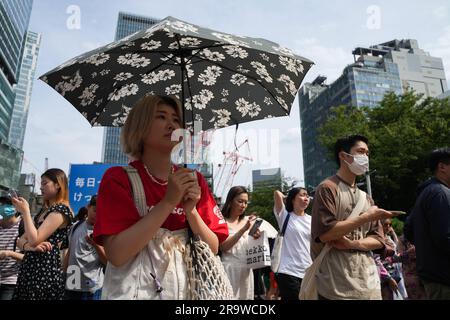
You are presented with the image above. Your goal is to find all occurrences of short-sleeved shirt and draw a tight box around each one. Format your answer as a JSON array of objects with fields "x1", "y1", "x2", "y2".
[
  {"x1": 93, "y1": 160, "x2": 228, "y2": 245},
  {"x1": 274, "y1": 204, "x2": 312, "y2": 278},
  {"x1": 311, "y1": 175, "x2": 386, "y2": 300},
  {"x1": 0, "y1": 218, "x2": 21, "y2": 285},
  {"x1": 66, "y1": 221, "x2": 104, "y2": 293}
]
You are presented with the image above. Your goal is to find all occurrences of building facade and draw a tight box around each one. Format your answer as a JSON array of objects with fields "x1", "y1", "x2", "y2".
[
  {"x1": 252, "y1": 168, "x2": 282, "y2": 191},
  {"x1": 102, "y1": 12, "x2": 159, "y2": 164},
  {"x1": 299, "y1": 39, "x2": 446, "y2": 188},
  {"x1": 0, "y1": 0, "x2": 33, "y2": 140},
  {"x1": 0, "y1": 0, "x2": 33, "y2": 190},
  {"x1": 8, "y1": 31, "x2": 41, "y2": 149}
]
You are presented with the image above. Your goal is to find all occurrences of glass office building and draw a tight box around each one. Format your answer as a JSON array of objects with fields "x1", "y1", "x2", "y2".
[
  {"x1": 9, "y1": 31, "x2": 41, "y2": 149},
  {"x1": 0, "y1": 0, "x2": 33, "y2": 189},
  {"x1": 0, "y1": 0, "x2": 33, "y2": 141},
  {"x1": 298, "y1": 39, "x2": 444, "y2": 188}
]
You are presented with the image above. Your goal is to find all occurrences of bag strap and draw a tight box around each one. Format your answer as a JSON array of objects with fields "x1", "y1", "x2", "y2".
[
  {"x1": 280, "y1": 212, "x2": 291, "y2": 236},
  {"x1": 348, "y1": 189, "x2": 367, "y2": 221},
  {"x1": 123, "y1": 166, "x2": 163, "y2": 297},
  {"x1": 68, "y1": 220, "x2": 84, "y2": 239},
  {"x1": 123, "y1": 166, "x2": 147, "y2": 217},
  {"x1": 314, "y1": 188, "x2": 368, "y2": 261}
]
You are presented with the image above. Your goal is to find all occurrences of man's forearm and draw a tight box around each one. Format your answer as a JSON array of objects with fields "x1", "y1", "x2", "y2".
[
  {"x1": 353, "y1": 237, "x2": 384, "y2": 251},
  {"x1": 320, "y1": 215, "x2": 369, "y2": 243}
]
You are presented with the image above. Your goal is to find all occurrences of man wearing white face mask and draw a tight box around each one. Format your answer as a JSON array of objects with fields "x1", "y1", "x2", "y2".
[{"x1": 310, "y1": 135, "x2": 398, "y2": 300}]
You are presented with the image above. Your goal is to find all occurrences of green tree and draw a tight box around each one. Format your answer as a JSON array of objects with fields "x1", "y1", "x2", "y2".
[{"x1": 318, "y1": 90, "x2": 450, "y2": 213}]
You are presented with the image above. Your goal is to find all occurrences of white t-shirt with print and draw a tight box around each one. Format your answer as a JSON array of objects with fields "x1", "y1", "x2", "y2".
[{"x1": 274, "y1": 204, "x2": 312, "y2": 278}]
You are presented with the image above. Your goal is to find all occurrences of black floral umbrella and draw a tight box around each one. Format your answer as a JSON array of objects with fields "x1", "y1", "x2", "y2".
[{"x1": 40, "y1": 16, "x2": 313, "y2": 134}]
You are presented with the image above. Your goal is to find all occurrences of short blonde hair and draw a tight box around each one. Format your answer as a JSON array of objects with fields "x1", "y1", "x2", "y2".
[{"x1": 121, "y1": 95, "x2": 183, "y2": 159}]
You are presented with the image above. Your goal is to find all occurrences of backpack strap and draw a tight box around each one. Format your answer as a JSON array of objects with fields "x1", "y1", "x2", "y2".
[
  {"x1": 280, "y1": 212, "x2": 291, "y2": 236},
  {"x1": 69, "y1": 220, "x2": 84, "y2": 239},
  {"x1": 123, "y1": 166, "x2": 147, "y2": 217},
  {"x1": 122, "y1": 165, "x2": 163, "y2": 297}
]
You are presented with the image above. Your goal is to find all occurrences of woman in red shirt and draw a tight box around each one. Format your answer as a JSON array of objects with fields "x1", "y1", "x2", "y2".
[{"x1": 93, "y1": 95, "x2": 228, "y2": 299}]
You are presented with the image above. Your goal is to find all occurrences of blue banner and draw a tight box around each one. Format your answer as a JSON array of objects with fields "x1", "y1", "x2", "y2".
[{"x1": 68, "y1": 163, "x2": 123, "y2": 215}]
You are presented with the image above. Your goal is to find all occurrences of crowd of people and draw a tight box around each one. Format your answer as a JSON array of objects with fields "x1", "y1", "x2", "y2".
[{"x1": 0, "y1": 95, "x2": 449, "y2": 300}]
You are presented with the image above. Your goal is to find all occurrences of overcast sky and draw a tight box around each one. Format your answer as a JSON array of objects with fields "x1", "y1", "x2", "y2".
[{"x1": 23, "y1": 0, "x2": 450, "y2": 198}]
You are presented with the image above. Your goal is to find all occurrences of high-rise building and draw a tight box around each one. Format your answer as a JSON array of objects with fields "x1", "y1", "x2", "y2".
[
  {"x1": 0, "y1": 0, "x2": 33, "y2": 141},
  {"x1": 9, "y1": 31, "x2": 41, "y2": 149},
  {"x1": 102, "y1": 12, "x2": 160, "y2": 164},
  {"x1": 378, "y1": 39, "x2": 447, "y2": 97},
  {"x1": 299, "y1": 39, "x2": 447, "y2": 188},
  {"x1": 0, "y1": 0, "x2": 33, "y2": 190},
  {"x1": 252, "y1": 168, "x2": 282, "y2": 191}
]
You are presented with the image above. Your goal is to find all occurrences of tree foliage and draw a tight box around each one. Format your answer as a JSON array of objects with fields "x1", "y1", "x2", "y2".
[{"x1": 318, "y1": 90, "x2": 450, "y2": 213}]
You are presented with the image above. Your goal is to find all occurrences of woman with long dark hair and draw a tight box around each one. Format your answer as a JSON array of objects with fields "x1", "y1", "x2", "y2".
[
  {"x1": 12, "y1": 168, "x2": 74, "y2": 300},
  {"x1": 220, "y1": 186, "x2": 261, "y2": 300}
]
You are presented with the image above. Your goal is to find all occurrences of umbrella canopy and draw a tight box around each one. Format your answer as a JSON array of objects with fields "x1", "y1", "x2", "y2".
[{"x1": 40, "y1": 16, "x2": 313, "y2": 132}]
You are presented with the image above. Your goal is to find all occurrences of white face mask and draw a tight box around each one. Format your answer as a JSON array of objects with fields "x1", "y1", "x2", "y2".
[{"x1": 344, "y1": 152, "x2": 369, "y2": 175}]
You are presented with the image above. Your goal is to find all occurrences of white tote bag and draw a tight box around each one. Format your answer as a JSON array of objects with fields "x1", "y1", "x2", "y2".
[
  {"x1": 270, "y1": 213, "x2": 291, "y2": 273},
  {"x1": 299, "y1": 189, "x2": 367, "y2": 300},
  {"x1": 245, "y1": 232, "x2": 271, "y2": 269}
]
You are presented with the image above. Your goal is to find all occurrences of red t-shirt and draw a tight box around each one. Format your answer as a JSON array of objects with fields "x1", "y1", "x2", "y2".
[{"x1": 93, "y1": 161, "x2": 228, "y2": 245}]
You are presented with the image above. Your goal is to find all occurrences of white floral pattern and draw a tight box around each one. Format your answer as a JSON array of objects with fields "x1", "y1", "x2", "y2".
[
  {"x1": 278, "y1": 74, "x2": 298, "y2": 95},
  {"x1": 180, "y1": 37, "x2": 202, "y2": 47},
  {"x1": 279, "y1": 56, "x2": 304, "y2": 76},
  {"x1": 79, "y1": 84, "x2": 99, "y2": 106},
  {"x1": 251, "y1": 61, "x2": 273, "y2": 83},
  {"x1": 185, "y1": 89, "x2": 214, "y2": 110},
  {"x1": 82, "y1": 53, "x2": 110, "y2": 66},
  {"x1": 223, "y1": 45, "x2": 248, "y2": 59},
  {"x1": 260, "y1": 53, "x2": 270, "y2": 62},
  {"x1": 199, "y1": 48, "x2": 226, "y2": 62},
  {"x1": 108, "y1": 83, "x2": 139, "y2": 101},
  {"x1": 55, "y1": 70, "x2": 83, "y2": 96},
  {"x1": 117, "y1": 54, "x2": 151, "y2": 68},
  {"x1": 114, "y1": 72, "x2": 133, "y2": 81},
  {"x1": 264, "y1": 97, "x2": 273, "y2": 105},
  {"x1": 165, "y1": 84, "x2": 182, "y2": 96},
  {"x1": 99, "y1": 69, "x2": 110, "y2": 76},
  {"x1": 210, "y1": 109, "x2": 231, "y2": 128},
  {"x1": 230, "y1": 74, "x2": 247, "y2": 86},
  {"x1": 141, "y1": 69, "x2": 176, "y2": 85},
  {"x1": 211, "y1": 32, "x2": 250, "y2": 47},
  {"x1": 141, "y1": 40, "x2": 162, "y2": 50},
  {"x1": 235, "y1": 98, "x2": 261, "y2": 118},
  {"x1": 111, "y1": 105, "x2": 132, "y2": 126},
  {"x1": 198, "y1": 66, "x2": 222, "y2": 86}
]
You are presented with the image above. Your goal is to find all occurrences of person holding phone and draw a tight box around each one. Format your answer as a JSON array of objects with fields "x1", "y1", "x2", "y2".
[
  {"x1": 11, "y1": 169, "x2": 74, "y2": 300},
  {"x1": 273, "y1": 187, "x2": 312, "y2": 300},
  {"x1": 0, "y1": 193, "x2": 24, "y2": 300},
  {"x1": 220, "y1": 186, "x2": 261, "y2": 300},
  {"x1": 311, "y1": 135, "x2": 397, "y2": 300}
]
